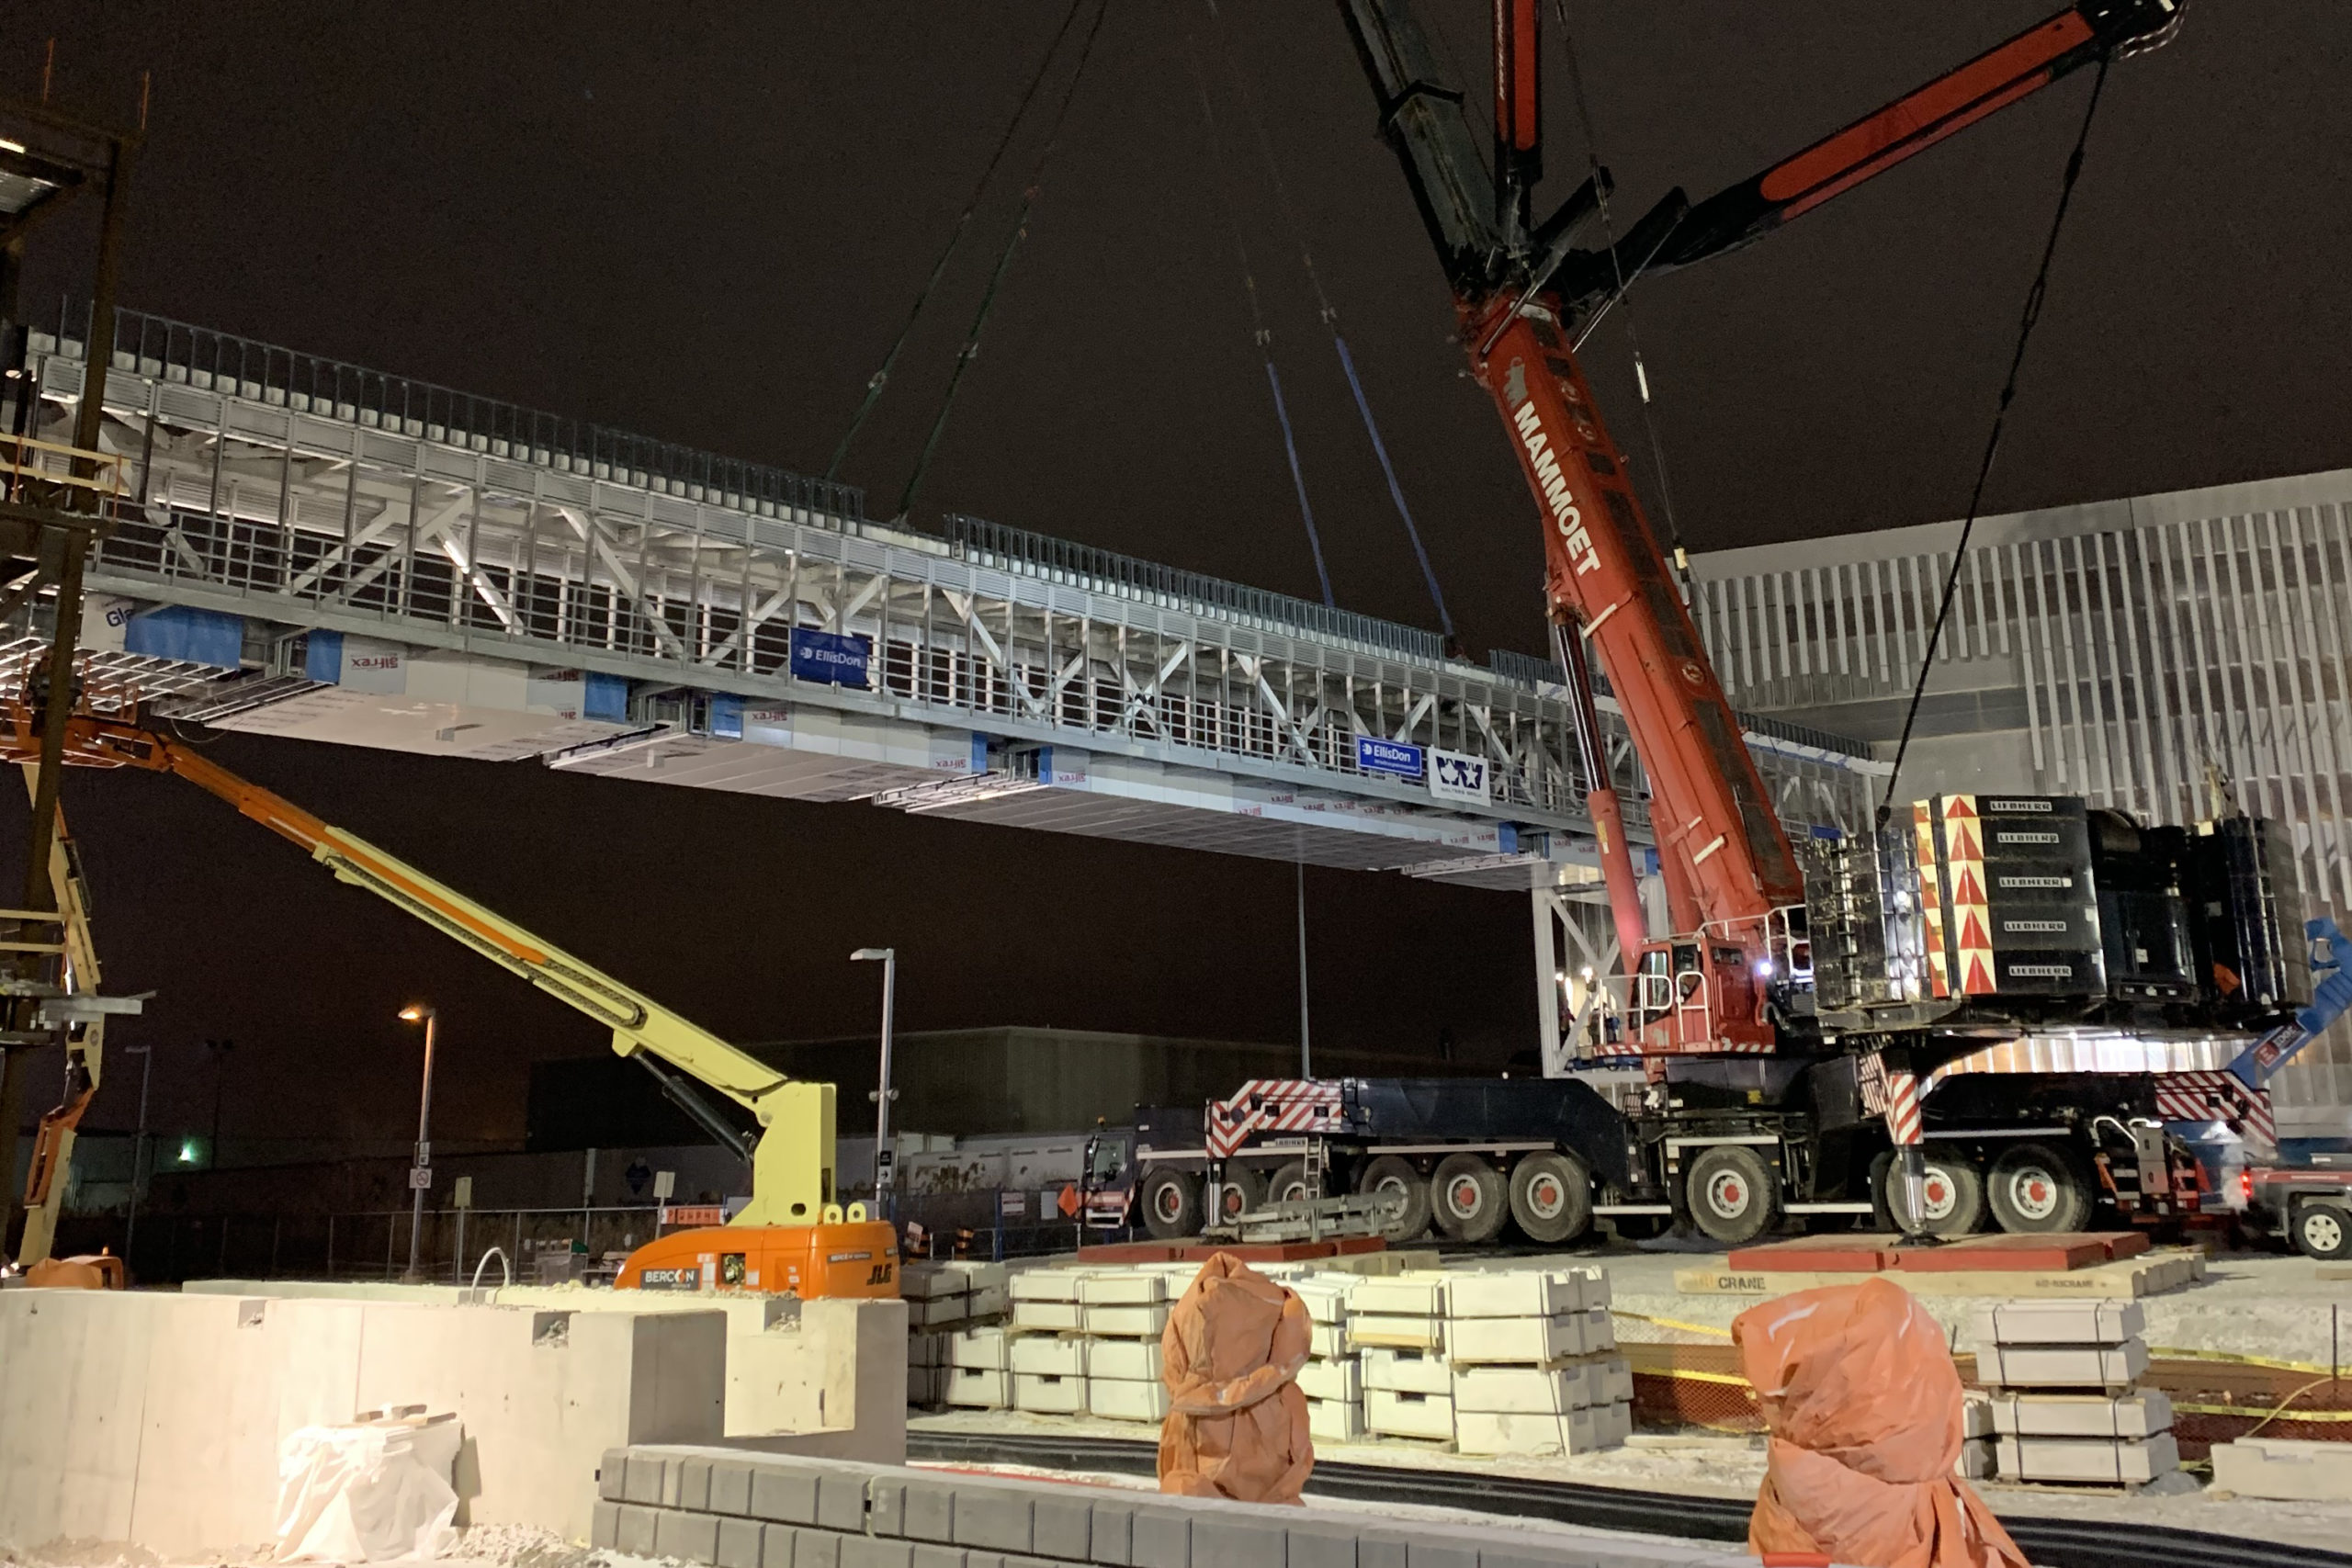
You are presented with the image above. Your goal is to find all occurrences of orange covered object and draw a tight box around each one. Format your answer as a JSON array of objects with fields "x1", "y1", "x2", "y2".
[
  {"x1": 1733, "y1": 1276, "x2": 2025, "y2": 1568},
  {"x1": 1157, "y1": 1252, "x2": 1314, "y2": 1504}
]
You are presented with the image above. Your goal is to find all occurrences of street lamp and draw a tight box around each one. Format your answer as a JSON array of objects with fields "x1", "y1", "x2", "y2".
[
  {"x1": 850, "y1": 948, "x2": 897, "y2": 1215},
  {"x1": 397, "y1": 1005, "x2": 438, "y2": 1282}
]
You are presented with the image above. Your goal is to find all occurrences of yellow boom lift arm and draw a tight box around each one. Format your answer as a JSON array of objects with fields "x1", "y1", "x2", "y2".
[{"x1": 11, "y1": 710, "x2": 894, "y2": 1297}]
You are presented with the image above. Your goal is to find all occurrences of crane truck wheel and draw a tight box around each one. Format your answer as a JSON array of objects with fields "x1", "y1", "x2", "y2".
[
  {"x1": 1358, "y1": 1155, "x2": 1432, "y2": 1242},
  {"x1": 1267, "y1": 1159, "x2": 1317, "y2": 1207},
  {"x1": 1869, "y1": 1149, "x2": 1986, "y2": 1238},
  {"x1": 1139, "y1": 1168, "x2": 1203, "y2": 1239},
  {"x1": 2292, "y1": 1201, "x2": 2352, "y2": 1260},
  {"x1": 1214, "y1": 1165, "x2": 1266, "y2": 1226},
  {"x1": 1986, "y1": 1142, "x2": 2093, "y2": 1234},
  {"x1": 1684, "y1": 1145, "x2": 1782, "y2": 1246},
  {"x1": 1508, "y1": 1151, "x2": 1593, "y2": 1245},
  {"x1": 1431, "y1": 1153, "x2": 1508, "y2": 1244}
]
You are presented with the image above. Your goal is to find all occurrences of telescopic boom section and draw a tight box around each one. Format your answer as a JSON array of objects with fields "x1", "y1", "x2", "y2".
[{"x1": 19, "y1": 712, "x2": 837, "y2": 1226}]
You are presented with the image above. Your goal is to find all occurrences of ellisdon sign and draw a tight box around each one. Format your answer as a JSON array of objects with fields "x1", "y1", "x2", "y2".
[
  {"x1": 790, "y1": 627, "x2": 872, "y2": 688},
  {"x1": 1355, "y1": 736, "x2": 1425, "y2": 779}
]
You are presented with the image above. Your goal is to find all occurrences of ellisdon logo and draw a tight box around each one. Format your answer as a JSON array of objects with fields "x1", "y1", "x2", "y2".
[
  {"x1": 1504, "y1": 359, "x2": 1600, "y2": 578},
  {"x1": 804, "y1": 644, "x2": 863, "y2": 671}
]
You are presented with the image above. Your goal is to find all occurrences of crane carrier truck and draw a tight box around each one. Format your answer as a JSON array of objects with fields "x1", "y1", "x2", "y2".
[{"x1": 1126, "y1": 0, "x2": 2327, "y2": 1249}]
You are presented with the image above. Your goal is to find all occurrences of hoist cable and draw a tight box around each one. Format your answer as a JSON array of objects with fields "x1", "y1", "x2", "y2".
[
  {"x1": 1881, "y1": 54, "x2": 2112, "y2": 821},
  {"x1": 1188, "y1": 37, "x2": 1335, "y2": 605},
  {"x1": 1556, "y1": 4, "x2": 1689, "y2": 580},
  {"x1": 825, "y1": 0, "x2": 1090, "y2": 483},
  {"x1": 894, "y1": 0, "x2": 1110, "y2": 522},
  {"x1": 1204, "y1": 0, "x2": 1455, "y2": 640}
]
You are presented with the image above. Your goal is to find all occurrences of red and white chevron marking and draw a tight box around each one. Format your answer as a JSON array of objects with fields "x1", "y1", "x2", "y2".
[
  {"x1": 1858, "y1": 1051, "x2": 1890, "y2": 1117},
  {"x1": 2155, "y1": 1070, "x2": 2278, "y2": 1145},
  {"x1": 1883, "y1": 1068, "x2": 1923, "y2": 1146},
  {"x1": 1204, "y1": 1078, "x2": 1344, "y2": 1158}
]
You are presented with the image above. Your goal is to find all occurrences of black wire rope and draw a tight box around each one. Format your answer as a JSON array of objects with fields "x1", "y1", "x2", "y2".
[
  {"x1": 824, "y1": 0, "x2": 1091, "y2": 483},
  {"x1": 1880, "y1": 54, "x2": 2112, "y2": 822},
  {"x1": 892, "y1": 0, "x2": 1111, "y2": 523}
]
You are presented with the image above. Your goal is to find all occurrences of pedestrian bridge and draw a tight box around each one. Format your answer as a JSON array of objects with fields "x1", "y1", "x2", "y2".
[{"x1": 15, "y1": 308, "x2": 1879, "y2": 894}]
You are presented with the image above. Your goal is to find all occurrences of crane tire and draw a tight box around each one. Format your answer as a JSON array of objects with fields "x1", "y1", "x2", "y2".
[
  {"x1": 1358, "y1": 1154, "x2": 1432, "y2": 1242},
  {"x1": 1987, "y1": 1142, "x2": 2093, "y2": 1234},
  {"x1": 1685, "y1": 1145, "x2": 1783, "y2": 1247},
  {"x1": 1508, "y1": 1150, "x2": 1594, "y2": 1246},
  {"x1": 1139, "y1": 1168, "x2": 1202, "y2": 1239},
  {"x1": 1432, "y1": 1153, "x2": 1509, "y2": 1244}
]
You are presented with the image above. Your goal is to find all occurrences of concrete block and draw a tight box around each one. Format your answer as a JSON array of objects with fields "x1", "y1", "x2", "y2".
[
  {"x1": 1977, "y1": 1340, "x2": 2149, "y2": 1389},
  {"x1": 752, "y1": 1461, "x2": 823, "y2": 1523},
  {"x1": 1288, "y1": 1519, "x2": 1360, "y2": 1568},
  {"x1": 1078, "y1": 1272, "x2": 1168, "y2": 1305},
  {"x1": 658, "y1": 1506, "x2": 724, "y2": 1563},
  {"x1": 720, "y1": 1515, "x2": 768, "y2": 1568},
  {"x1": 1129, "y1": 1506, "x2": 1190, "y2": 1568},
  {"x1": 594, "y1": 1498, "x2": 621, "y2": 1549},
  {"x1": 874, "y1": 1476, "x2": 908, "y2": 1535},
  {"x1": 1351, "y1": 1314, "x2": 1445, "y2": 1351},
  {"x1": 2212, "y1": 1437, "x2": 2352, "y2": 1501},
  {"x1": 1192, "y1": 1513, "x2": 1285, "y2": 1568},
  {"x1": 1308, "y1": 1322, "x2": 1350, "y2": 1359},
  {"x1": 1293, "y1": 1280, "x2": 1357, "y2": 1324},
  {"x1": 601, "y1": 1447, "x2": 632, "y2": 1501},
  {"x1": 618, "y1": 1503, "x2": 662, "y2": 1556},
  {"x1": 903, "y1": 1475, "x2": 958, "y2": 1541},
  {"x1": 1013, "y1": 1302, "x2": 1083, "y2": 1332},
  {"x1": 682, "y1": 1454, "x2": 716, "y2": 1511},
  {"x1": 905, "y1": 1264, "x2": 969, "y2": 1299},
  {"x1": 1014, "y1": 1373, "x2": 1089, "y2": 1415},
  {"x1": 1962, "y1": 1396, "x2": 1994, "y2": 1440},
  {"x1": 1445, "y1": 1271, "x2": 1585, "y2": 1318},
  {"x1": 1012, "y1": 1269, "x2": 1085, "y2": 1303},
  {"x1": 795, "y1": 1527, "x2": 842, "y2": 1568},
  {"x1": 1455, "y1": 1411, "x2": 1574, "y2": 1458},
  {"x1": 1592, "y1": 1401, "x2": 1632, "y2": 1449},
  {"x1": 820, "y1": 1468, "x2": 875, "y2": 1531},
  {"x1": 909, "y1": 1367, "x2": 948, "y2": 1406},
  {"x1": 1033, "y1": 1491, "x2": 1092, "y2": 1560},
  {"x1": 1089, "y1": 1495, "x2": 1135, "y2": 1565},
  {"x1": 945, "y1": 1368, "x2": 1012, "y2": 1408},
  {"x1": 1089, "y1": 1338, "x2": 1163, "y2": 1382},
  {"x1": 947, "y1": 1262, "x2": 1012, "y2": 1292},
  {"x1": 1012, "y1": 1336, "x2": 1089, "y2": 1377},
  {"x1": 1298, "y1": 1358, "x2": 1363, "y2": 1403},
  {"x1": 1087, "y1": 1379, "x2": 1170, "y2": 1423},
  {"x1": 1403, "y1": 1539, "x2": 1476, "y2": 1568},
  {"x1": 1352, "y1": 1277, "x2": 1448, "y2": 1315},
  {"x1": 1996, "y1": 1431, "x2": 2178, "y2": 1484},
  {"x1": 952, "y1": 1477, "x2": 1035, "y2": 1552},
  {"x1": 1579, "y1": 1310, "x2": 1616, "y2": 1353},
  {"x1": 1357, "y1": 1531, "x2": 1409, "y2": 1568},
  {"x1": 913, "y1": 1547, "x2": 967, "y2": 1568},
  {"x1": 910, "y1": 1330, "x2": 951, "y2": 1368},
  {"x1": 1452, "y1": 1365, "x2": 1592, "y2": 1415},
  {"x1": 1308, "y1": 1396, "x2": 1366, "y2": 1443},
  {"x1": 952, "y1": 1327, "x2": 1012, "y2": 1370},
  {"x1": 846, "y1": 1539, "x2": 917, "y2": 1568},
  {"x1": 628, "y1": 1450, "x2": 673, "y2": 1504},
  {"x1": 1082, "y1": 1303, "x2": 1172, "y2": 1337},
  {"x1": 1972, "y1": 1299, "x2": 2144, "y2": 1348},
  {"x1": 914, "y1": 1295, "x2": 976, "y2": 1327},
  {"x1": 1956, "y1": 1438, "x2": 1995, "y2": 1481},
  {"x1": 1366, "y1": 1388, "x2": 1454, "y2": 1441},
  {"x1": 1363, "y1": 1348, "x2": 1452, "y2": 1395},
  {"x1": 1988, "y1": 1391, "x2": 2172, "y2": 1438},
  {"x1": 968, "y1": 1284, "x2": 1011, "y2": 1319}
]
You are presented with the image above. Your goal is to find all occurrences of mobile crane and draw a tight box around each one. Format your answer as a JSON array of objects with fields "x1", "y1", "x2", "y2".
[
  {"x1": 2, "y1": 704, "x2": 897, "y2": 1299},
  {"x1": 1140, "y1": 0, "x2": 2319, "y2": 1250}
]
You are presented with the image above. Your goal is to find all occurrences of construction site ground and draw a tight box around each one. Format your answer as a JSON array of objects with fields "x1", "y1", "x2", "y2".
[{"x1": 910, "y1": 1405, "x2": 2352, "y2": 1556}]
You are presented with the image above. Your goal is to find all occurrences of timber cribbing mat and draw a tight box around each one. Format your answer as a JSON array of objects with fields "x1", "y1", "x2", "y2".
[{"x1": 905, "y1": 1429, "x2": 2352, "y2": 1568}]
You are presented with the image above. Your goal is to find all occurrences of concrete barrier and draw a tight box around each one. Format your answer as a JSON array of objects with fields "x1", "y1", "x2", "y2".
[
  {"x1": 187, "y1": 1279, "x2": 909, "y2": 1452},
  {"x1": 595, "y1": 1445, "x2": 1777, "y2": 1568},
  {"x1": 0, "y1": 1288, "x2": 725, "y2": 1554}
]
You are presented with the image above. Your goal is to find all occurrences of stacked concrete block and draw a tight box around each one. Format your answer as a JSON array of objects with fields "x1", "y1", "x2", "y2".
[
  {"x1": 2212, "y1": 1437, "x2": 2352, "y2": 1501},
  {"x1": 1350, "y1": 1275, "x2": 1452, "y2": 1443},
  {"x1": 1971, "y1": 1300, "x2": 2178, "y2": 1485},
  {"x1": 1009, "y1": 1268, "x2": 1084, "y2": 1332},
  {"x1": 943, "y1": 1326, "x2": 1013, "y2": 1410},
  {"x1": 596, "y1": 1443, "x2": 1764, "y2": 1568},
  {"x1": 1289, "y1": 1274, "x2": 1363, "y2": 1442},
  {"x1": 905, "y1": 1262, "x2": 1011, "y2": 1409},
  {"x1": 1446, "y1": 1269, "x2": 1629, "y2": 1457}
]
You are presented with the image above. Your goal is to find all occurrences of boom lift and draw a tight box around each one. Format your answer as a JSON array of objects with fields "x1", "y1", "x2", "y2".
[
  {"x1": 1131, "y1": 0, "x2": 2315, "y2": 1251},
  {"x1": 4, "y1": 705, "x2": 897, "y2": 1299}
]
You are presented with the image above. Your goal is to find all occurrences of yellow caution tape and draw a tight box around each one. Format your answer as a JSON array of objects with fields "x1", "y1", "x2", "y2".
[
  {"x1": 2173, "y1": 1402, "x2": 2352, "y2": 1422},
  {"x1": 2149, "y1": 1346, "x2": 2339, "y2": 1376},
  {"x1": 1611, "y1": 1309, "x2": 1734, "y2": 1337}
]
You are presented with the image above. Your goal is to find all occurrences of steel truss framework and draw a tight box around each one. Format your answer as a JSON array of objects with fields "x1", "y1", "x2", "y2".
[{"x1": 22, "y1": 314, "x2": 1874, "y2": 874}]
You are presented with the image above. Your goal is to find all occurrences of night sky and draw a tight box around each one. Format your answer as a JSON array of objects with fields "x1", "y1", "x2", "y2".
[{"x1": 6, "y1": 3, "x2": 2346, "y2": 1150}]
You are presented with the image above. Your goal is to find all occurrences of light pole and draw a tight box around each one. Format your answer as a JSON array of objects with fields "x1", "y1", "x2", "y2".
[
  {"x1": 398, "y1": 1005, "x2": 437, "y2": 1282},
  {"x1": 850, "y1": 948, "x2": 897, "y2": 1216},
  {"x1": 120, "y1": 1043, "x2": 153, "y2": 1261}
]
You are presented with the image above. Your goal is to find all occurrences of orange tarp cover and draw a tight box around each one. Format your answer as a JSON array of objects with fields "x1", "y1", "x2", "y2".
[
  {"x1": 1158, "y1": 1252, "x2": 1314, "y2": 1504},
  {"x1": 1735, "y1": 1276, "x2": 2027, "y2": 1568}
]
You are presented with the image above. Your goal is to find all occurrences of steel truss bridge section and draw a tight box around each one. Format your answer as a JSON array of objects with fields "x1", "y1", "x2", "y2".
[{"x1": 20, "y1": 311, "x2": 1877, "y2": 888}]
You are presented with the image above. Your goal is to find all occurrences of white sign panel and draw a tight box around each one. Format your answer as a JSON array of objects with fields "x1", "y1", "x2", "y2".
[{"x1": 1429, "y1": 748, "x2": 1492, "y2": 805}]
